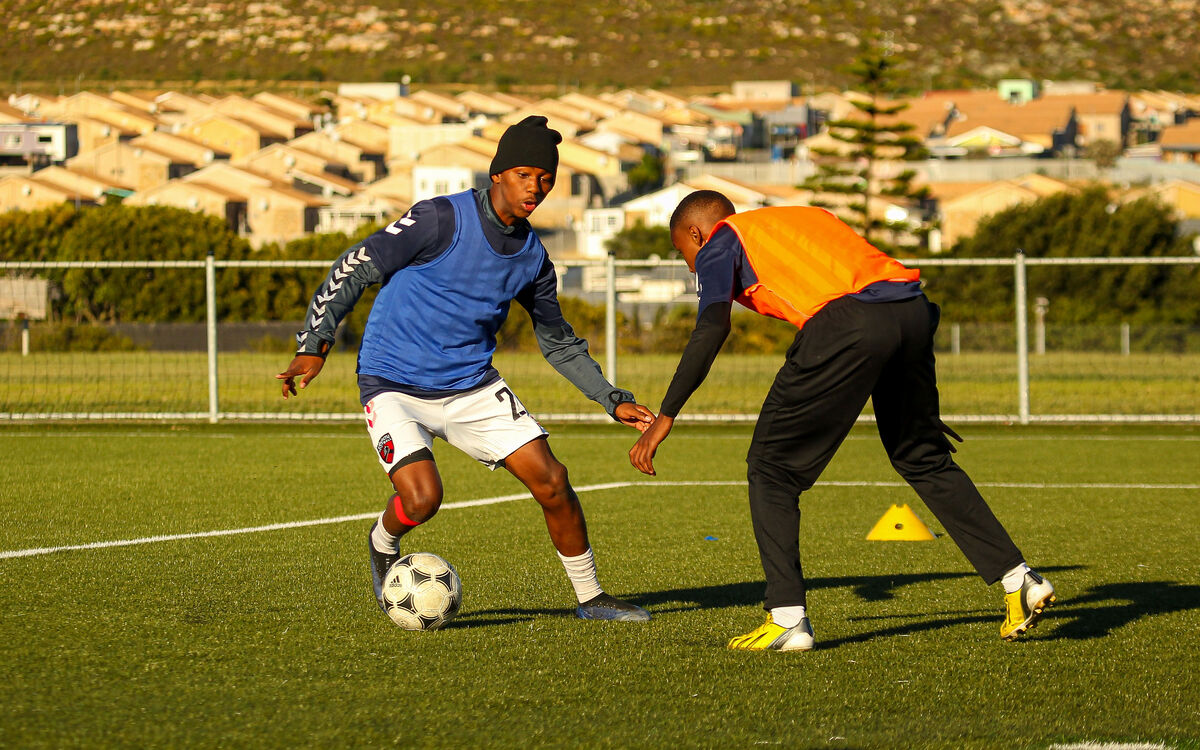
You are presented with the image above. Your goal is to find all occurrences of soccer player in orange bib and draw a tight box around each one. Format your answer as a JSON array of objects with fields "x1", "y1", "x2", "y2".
[{"x1": 629, "y1": 190, "x2": 1055, "y2": 650}]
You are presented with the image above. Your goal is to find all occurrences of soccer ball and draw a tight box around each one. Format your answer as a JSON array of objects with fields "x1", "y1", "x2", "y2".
[{"x1": 381, "y1": 552, "x2": 462, "y2": 630}]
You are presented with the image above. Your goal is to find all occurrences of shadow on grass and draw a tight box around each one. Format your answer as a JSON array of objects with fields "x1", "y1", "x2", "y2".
[
  {"x1": 448, "y1": 570, "x2": 1200, "y2": 642},
  {"x1": 629, "y1": 565, "x2": 1083, "y2": 613},
  {"x1": 448, "y1": 607, "x2": 574, "y2": 628}
]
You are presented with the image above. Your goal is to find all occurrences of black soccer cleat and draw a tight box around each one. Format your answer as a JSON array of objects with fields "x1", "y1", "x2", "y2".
[
  {"x1": 368, "y1": 521, "x2": 399, "y2": 612},
  {"x1": 575, "y1": 592, "x2": 651, "y2": 622}
]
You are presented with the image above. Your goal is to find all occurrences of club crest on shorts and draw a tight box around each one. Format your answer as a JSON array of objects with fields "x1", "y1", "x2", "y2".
[{"x1": 376, "y1": 433, "x2": 395, "y2": 463}]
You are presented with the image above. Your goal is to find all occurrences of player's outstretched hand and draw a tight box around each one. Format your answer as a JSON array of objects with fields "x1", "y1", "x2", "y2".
[
  {"x1": 614, "y1": 402, "x2": 656, "y2": 433},
  {"x1": 276, "y1": 354, "x2": 325, "y2": 399},
  {"x1": 939, "y1": 419, "x2": 964, "y2": 453},
  {"x1": 629, "y1": 414, "x2": 674, "y2": 476}
]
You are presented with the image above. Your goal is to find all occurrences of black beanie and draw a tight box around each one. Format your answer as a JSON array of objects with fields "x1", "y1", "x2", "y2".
[{"x1": 489, "y1": 115, "x2": 562, "y2": 176}]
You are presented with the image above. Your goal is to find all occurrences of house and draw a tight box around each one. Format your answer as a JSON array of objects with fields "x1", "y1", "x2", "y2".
[
  {"x1": 360, "y1": 170, "x2": 414, "y2": 209},
  {"x1": 1123, "y1": 178, "x2": 1200, "y2": 220},
  {"x1": 316, "y1": 192, "x2": 402, "y2": 235},
  {"x1": 931, "y1": 174, "x2": 1070, "y2": 247},
  {"x1": 1157, "y1": 119, "x2": 1200, "y2": 165},
  {"x1": 0, "y1": 172, "x2": 90, "y2": 211},
  {"x1": 557, "y1": 93, "x2": 622, "y2": 121},
  {"x1": 179, "y1": 162, "x2": 327, "y2": 244},
  {"x1": 410, "y1": 165, "x2": 480, "y2": 204},
  {"x1": 455, "y1": 91, "x2": 520, "y2": 117},
  {"x1": 239, "y1": 143, "x2": 335, "y2": 182},
  {"x1": 1067, "y1": 92, "x2": 1131, "y2": 147},
  {"x1": 213, "y1": 96, "x2": 313, "y2": 141},
  {"x1": 65, "y1": 140, "x2": 176, "y2": 193},
  {"x1": 407, "y1": 90, "x2": 469, "y2": 122},
  {"x1": 288, "y1": 130, "x2": 379, "y2": 182},
  {"x1": 0, "y1": 123, "x2": 79, "y2": 167},
  {"x1": 334, "y1": 119, "x2": 390, "y2": 158},
  {"x1": 126, "y1": 179, "x2": 247, "y2": 234},
  {"x1": 21, "y1": 166, "x2": 130, "y2": 203},
  {"x1": 513, "y1": 99, "x2": 598, "y2": 133},
  {"x1": 152, "y1": 91, "x2": 218, "y2": 127},
  {"x1": 38, "y1": 92, "x2": 126, "y2": 119},
  {"x1": 84, "y1": 105, "x2": 159, "y2": 137},
  {"x1": 0, "y1": 101, "x2": 32, "y2": 124},
  {"x1": 251, "y1": 91, "x2": 327, "y2": 126},
  {"x1": 388, "y1": 97, "x2": 443, "y2": 124},
  {"x1": 731, "y1": 81, "x2": 798, "y2": 101},
  {"x1": 179, "y1": 113, "x2": 271, "y2": 162},
  {"x1": 939, "y1": 94, "x2": 1078, "y2": 156},
  {"x1": 71, "y1": 115, "x2": 138, "y2": 153},
  {"x1": 289, "y1": 167, "x2": 359, "y2": 200},
  {"x1": 238, "y1": 142, "x2": 360, "y2": 198},
  {"x1": 415, "y1": 136, "x2": 496, "y2": 174},
  {"x1": 107, "y1": 91, "x2": 159, "y2": 115},
  {"x1": 130, "y1": 130, "x2": 222, "y2": 166},
  {"x1": 331, "y1": 119, "x2": 389, "y2": 178},
  {"x1": 498, "y1": 106, "x2": 589, "y2": 139},
  {"x1": 595, "y1": 110, "x2": 666, "y2": 149},
  {"x1": 387, "y1": 122, "x2": 476, "y2": 164}
]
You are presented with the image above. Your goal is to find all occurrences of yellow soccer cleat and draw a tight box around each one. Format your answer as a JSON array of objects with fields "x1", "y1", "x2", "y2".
[
  {"x1": 727, "y1": 614, "x2": 815, "y2": 652},
  {"x1": 1001, "y1": 571, "x2": 1057, "y2": 641}
]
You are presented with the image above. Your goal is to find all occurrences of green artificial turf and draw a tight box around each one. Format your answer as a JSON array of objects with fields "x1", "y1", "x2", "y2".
[{"x1": 1, "y1": 423, "x2": 1198, "y2": 748}]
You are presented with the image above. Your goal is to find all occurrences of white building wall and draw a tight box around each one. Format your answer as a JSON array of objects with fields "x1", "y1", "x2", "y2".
[{"x1": 410, "y1": 165, "x2": 476, "y2": 203}]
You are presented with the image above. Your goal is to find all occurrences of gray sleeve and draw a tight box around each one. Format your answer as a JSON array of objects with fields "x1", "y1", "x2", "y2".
[
  {"x1": 534, "y1": 321, "x2": 636, "y2": 420},
  {"x1": 295, "y1": 244, "x2": 384, "y2": 357}
]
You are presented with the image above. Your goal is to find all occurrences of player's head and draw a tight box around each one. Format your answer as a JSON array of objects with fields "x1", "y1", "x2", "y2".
[
  {"x1": 669, "y1": 190, "x2": 736, "y2": 271},
  {"x1": 489, "y1": 115, "x2": 561, "y2": 223}
]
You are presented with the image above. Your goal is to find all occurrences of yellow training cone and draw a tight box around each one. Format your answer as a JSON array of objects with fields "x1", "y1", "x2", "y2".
[{"x1": 865, "y1": 504, "x2": 937, "y2": 541}]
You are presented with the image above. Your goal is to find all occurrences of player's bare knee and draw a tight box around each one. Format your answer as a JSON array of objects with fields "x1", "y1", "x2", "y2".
[
  {"x1": 531, "y1": 460, "x2": 572, "y2": 507},
  {"x1": 397, "y1": 487, "x2": 442, "y2": 523},
  {"x1": 391, "y1": 474, "x2": 444, "y2": 522}
]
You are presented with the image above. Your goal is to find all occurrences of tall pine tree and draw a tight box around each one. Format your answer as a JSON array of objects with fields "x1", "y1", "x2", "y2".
[{"x1": 799, "y1": 40, "x2": 932, "y2": 255}]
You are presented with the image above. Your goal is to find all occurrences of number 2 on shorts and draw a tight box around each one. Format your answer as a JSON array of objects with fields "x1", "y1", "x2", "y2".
[{"x1": 495, "y1": 387, "x2": 527, "y2": 420}]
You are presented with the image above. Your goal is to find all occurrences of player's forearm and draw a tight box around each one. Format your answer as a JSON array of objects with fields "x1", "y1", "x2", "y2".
[
  {"x1": 659, "y1": 302, "x2": 732, "y2": 418},
  {"x1": 534, "y1": 321, "x2": 635, "y2": 419},
  {"x1": 295, "y1": 244, "x2": 383, "y2": 357}
]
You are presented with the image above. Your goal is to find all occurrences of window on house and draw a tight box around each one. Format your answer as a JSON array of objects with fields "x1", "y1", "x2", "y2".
[{"x1": 37, "y1": 135, "x2": 54, "y2": 144}]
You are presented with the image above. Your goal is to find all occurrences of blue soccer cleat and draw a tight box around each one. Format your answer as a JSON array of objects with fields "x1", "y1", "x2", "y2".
[
  {"x1": 576, "y1": 592, "x2": 651, "y2": 621},
  {"x1": 368, "y1": 521, "x2": 399, "y2": 612}
]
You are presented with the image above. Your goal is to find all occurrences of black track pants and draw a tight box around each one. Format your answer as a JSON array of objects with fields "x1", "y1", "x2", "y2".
[{"x1": 745, "y1": 295, "x2": 1025, "y2": 610}]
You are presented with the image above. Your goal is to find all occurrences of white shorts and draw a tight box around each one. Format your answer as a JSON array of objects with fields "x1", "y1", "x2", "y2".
[{"x1": 364, "y1": 378, "x2": 548, "y2": 474}]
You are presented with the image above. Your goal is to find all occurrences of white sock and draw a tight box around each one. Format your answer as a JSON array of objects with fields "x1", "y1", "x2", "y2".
[
  {"x1": 770, "y1": 605, "x2": 807, "y2": 629},
  {"x1": 557, "y1": 547, "x2": 603, "y2": 604},
  {"x1": 371, "y1": 511, "x2": 399, "y2": 554},
  {"x1": 1002, "y1": 563, "x2": 1032, "y2": 594}
]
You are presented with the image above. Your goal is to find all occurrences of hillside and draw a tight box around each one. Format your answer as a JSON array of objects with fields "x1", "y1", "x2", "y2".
[{"x1": 5, "y1": 0, "x2": 1199, "y2": 92}]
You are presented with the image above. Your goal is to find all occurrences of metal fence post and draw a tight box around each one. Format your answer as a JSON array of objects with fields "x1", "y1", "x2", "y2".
[
  {"x1": 605, "y1": 251, "x2": 617, "y2": 387},
  {"x1": 1014, "y1": 250, "x2": 1030, "y2": 424},
  {"x1": 205, "y1": 250, "x2": 219, "y2": 423}
]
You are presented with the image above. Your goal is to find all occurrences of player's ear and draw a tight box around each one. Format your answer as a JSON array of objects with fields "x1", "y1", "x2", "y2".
[{"x1": 689, "y1": 225, "x2": 703, "y2": 248}]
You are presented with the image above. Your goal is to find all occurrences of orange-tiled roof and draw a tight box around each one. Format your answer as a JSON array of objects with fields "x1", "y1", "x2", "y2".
[{"x1": 1158, "y1": 119, "x2": 1200, "y2": 148}]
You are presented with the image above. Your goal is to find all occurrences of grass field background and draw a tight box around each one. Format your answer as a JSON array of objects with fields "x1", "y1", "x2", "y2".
[
  {"x1": 2, "y1": 350, "x2": 1199, "y2": 418},
  {"x1": 1, "y1": 422, "x2": 1198, "y2": 748}
]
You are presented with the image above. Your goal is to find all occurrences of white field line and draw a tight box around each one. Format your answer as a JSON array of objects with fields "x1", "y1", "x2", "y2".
[
  {"x1": 1049, "y1": 743, "x2": 1172, "y2": 750},
  {"x1": 2, "y1": 479, "x2": 1197, "y2": 561},
  {"x1": 2, "y1": 432, "x2": 1200, "y2": 442}
]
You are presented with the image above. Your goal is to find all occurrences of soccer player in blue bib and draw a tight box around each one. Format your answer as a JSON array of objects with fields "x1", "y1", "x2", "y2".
[{"x1": 278, "y1": 116, "x2": 655, "y2": 622}]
